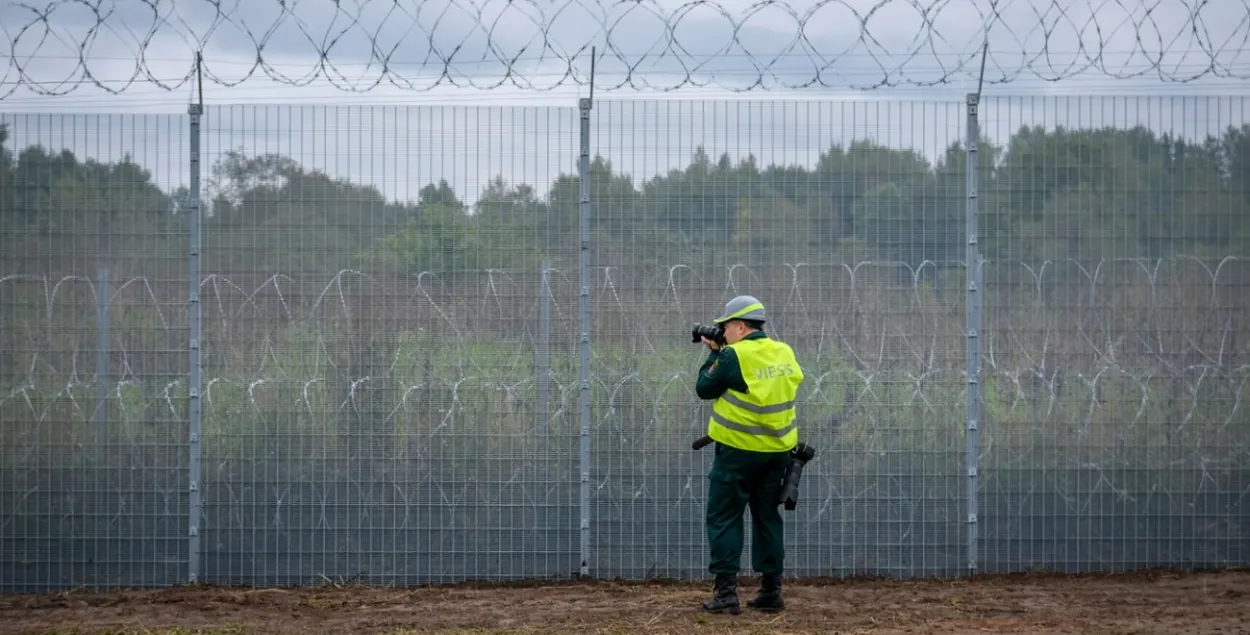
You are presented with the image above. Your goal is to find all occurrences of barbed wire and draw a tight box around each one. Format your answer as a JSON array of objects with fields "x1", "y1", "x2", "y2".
[
  {"x1": 3, "y1": 256, "x2": 1246, "y2": 452},
  {"x1": 1, "y1": 0, "x2": 1248, "y2": 100}
]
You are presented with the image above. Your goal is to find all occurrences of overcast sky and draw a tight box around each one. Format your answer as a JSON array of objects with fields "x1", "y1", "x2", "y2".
[{"x1": 2, "y1": 0, "x2": 1249, "y2": 205}]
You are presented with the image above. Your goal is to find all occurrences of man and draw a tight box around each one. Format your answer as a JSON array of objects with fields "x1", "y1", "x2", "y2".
[{"x1": 695, "y1": 294, "x2": 804, "y2": 615}]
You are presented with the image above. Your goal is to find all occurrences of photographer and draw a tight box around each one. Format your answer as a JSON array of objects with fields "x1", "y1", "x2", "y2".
[{"x1": 693, "y1": 295, "x2": 805, "y2": 614}]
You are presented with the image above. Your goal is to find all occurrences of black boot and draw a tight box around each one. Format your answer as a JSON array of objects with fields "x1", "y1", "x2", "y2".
[
  {"x1": 701, "y1": 572, "x2": 741, "y2": 614},
  {"x1": 746, "y1": 573, "x2": 785, "y2": 612}
]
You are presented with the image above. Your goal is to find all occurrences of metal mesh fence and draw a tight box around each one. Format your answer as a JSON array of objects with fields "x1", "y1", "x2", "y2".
[
  {"x1": 585, "y1": 99, "x2": 969, "y2": 579},
  {"x1": 975, "y1": 95, "x2": 1250, "y2": 572},
  {"x1": 0, "y1": 113, "x2": 190, "y2": 590},
  {"x1": 1, "y1": 96, "x2": 1248, "y2": 592},
  {"x1": 194, "y1": 104, "x2": 583, "y2": 586}
]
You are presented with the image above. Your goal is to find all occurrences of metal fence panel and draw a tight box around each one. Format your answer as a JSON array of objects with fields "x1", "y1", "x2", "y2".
[
  {"x1": 975, "y1": 95, "x2": 1250, "y2": 573},
  {"x1": 0, "y1": 112, "x2": 190, "y2": 592},
  {"x1": 2, "y1": 96, "x2": 1249, "y2": 592},
  {"x1": 586, "y1": 99, "x2": 970, "y2": 579},
  {"x1": 195, "y1": 104, "x2": 583, "y2": 586}
]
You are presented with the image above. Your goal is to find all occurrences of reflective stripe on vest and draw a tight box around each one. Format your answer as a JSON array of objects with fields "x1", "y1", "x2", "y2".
[
  {"x1": 706, "y1": 336, "x2": 804, "y2": 453},
  {"x1": 709, "y1": 410, "x2": 798, "y2": 438}
]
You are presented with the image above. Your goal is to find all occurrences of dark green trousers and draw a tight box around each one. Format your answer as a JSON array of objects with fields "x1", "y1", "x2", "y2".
[{"x1": 706, "y1": 442, "x2": 791, "y2": 576}]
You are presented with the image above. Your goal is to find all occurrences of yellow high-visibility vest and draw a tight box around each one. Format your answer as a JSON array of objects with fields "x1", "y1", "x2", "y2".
[{"x1": 706, "y1": 336, "x2": 804, "y2": 452}]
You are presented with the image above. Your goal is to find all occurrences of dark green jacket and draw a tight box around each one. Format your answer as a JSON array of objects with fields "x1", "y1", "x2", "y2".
[{"x1": 695, "y1": 330, "x2": 769, "y2": 400}]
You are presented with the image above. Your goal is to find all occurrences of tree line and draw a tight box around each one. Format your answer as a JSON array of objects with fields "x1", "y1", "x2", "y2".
[{"x1": 3, "y1": 119, "x2": 1248, "y2": 283}]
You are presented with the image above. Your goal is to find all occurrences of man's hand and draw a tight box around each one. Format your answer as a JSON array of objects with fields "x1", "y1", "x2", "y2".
[{"x1": 701, "y1": 336, "x2": 721, "y2": 352}]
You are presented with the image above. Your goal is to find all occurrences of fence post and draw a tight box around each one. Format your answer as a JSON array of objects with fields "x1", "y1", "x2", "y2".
[
  {"x1": 94, "y1": 266, "x2": 110, "y2": 454},
  {"x1": 964, "y1": 92, "x2": 982, "y2": 576},
  {"x1": 187, "y1": 101, "x2": 204, "y2": 585},
  {"x1": 577, "y1": 96, "x2": 593, "y2": 577}
]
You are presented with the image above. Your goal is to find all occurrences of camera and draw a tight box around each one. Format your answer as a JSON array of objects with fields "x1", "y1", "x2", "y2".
[
  {"x1": 779, "y1": 442, "x2": 816, "y2": 511},
  {"x1": 691, "y1": 323, "x2": 725, "y2": 345}
]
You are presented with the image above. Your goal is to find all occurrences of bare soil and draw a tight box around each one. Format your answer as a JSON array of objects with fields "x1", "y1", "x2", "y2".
[{"x1": 3, "y1": 569, "x2": 1248, "y2": 635}]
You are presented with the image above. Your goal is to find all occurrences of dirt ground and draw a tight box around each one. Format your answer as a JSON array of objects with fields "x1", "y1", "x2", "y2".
[{"x1": 3, "y1": 569, "x2": 1248, "y2": 635}]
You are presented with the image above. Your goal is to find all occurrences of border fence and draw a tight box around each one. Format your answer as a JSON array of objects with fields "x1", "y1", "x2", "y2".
[
  {"x1": 2, "y1": 0, "x2": 1249, "y2": 593},
  {"x1": 2, "y1": 95, "x2": 1247, "y2": 592}
]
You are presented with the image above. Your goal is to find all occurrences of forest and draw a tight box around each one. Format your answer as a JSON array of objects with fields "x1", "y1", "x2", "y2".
[
  {"x1": 4, "y1": 118, "x2": 1249, "y2": 278},
  {"x1": 1, "y1": 113, "x2": 1247, "y2": 583}
]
